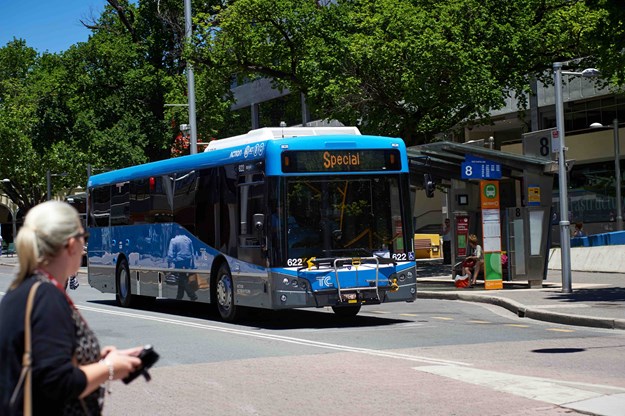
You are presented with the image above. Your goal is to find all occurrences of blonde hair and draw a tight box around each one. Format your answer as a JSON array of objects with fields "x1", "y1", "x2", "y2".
[
  {"x1": 11, "y1": 201, "x2": 81, "y2": 289},
  {"x1": 468, "y1": 234, "x2": 479, "y2": 245}
]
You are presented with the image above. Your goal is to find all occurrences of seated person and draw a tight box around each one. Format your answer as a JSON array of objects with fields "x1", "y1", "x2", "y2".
[{"x1": 465, "y1": 234, "x2": 484, "y2": 286}]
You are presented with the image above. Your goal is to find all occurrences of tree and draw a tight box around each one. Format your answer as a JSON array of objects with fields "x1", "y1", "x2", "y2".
[
  {"x1": 584, "y1": 0, "x2": 625, "y2": 87},
  {"x1": 194, "y1": 0, "x2": 607, "y2": 145},
  {"x1": 0, "y1": 40, "x2": 49, "y2": 212}
]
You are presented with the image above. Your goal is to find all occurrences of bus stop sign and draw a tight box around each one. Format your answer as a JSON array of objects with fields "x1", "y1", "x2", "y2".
[{"x1": 461, "y1": 155, "x2": 502, "y2": 180}]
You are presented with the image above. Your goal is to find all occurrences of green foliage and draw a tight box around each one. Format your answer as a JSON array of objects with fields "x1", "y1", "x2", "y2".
[
  {"x1": 195, "y1": 0, "x2": 609, "y2": 144},
  {"x1": 584, "y1": 0, "x2": 625, "y2": 87},
  {"x1": 0, "y1": 0, "x2": 226, "y2": 210},
  {"x1": 1, "y1": 0, "x2": 625, "y2": 211}
]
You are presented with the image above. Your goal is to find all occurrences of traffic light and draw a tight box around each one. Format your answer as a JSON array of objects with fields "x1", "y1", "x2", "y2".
[{"x1": 424, "y1": 173, "x2": 435, "y2": 198}]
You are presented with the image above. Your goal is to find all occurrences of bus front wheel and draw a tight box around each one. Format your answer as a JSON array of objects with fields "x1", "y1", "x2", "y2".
[
  {"x1": 116, "y1": 257, "x2": 133, "y2": 308},
  {"x1": 215, "y1": 264, "x2": 240, "y2": 322},
  {"x1": 332, "y1": 304, "x2": 361, "y2": 317}
]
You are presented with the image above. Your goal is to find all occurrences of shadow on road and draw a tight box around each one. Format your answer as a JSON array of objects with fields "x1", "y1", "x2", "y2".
[{"x1": 86, "y1": 298, "x2": 411, "y2": 330}]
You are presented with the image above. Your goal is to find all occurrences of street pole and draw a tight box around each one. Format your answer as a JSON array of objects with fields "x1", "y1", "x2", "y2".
[
  {"x1": 614, "y1": 118, "x2": 623, "y2": 231},
  {"x1": 46, "y1": 169, "x2": 52, "y2": 201},
  {"x1": 554, "y1": 62, "x2": 572, "y2": 293},
  {"x1": 11, "y1": 207, "x2": 16, "y2": 243},
  {"x1": 184, "y1": 0, "x2": 198, "y2": 155}
]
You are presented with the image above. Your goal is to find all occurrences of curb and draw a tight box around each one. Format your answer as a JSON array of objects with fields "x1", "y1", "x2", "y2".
[{"x1": 419, "y1": 291, "x2": 625, "y2": 331}]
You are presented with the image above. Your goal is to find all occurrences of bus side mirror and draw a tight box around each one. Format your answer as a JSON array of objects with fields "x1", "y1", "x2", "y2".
[{"x1": 253, "y1": 214, "x2": 265, "y2": 231}]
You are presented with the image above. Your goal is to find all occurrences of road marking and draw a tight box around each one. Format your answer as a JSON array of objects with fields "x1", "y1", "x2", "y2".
[
  {"x1": 77, "y1": 304, "x2": 471, "y2": 367},
  {"x1": 467, "y1": 320, "x2": 491, "y2": 324},
  {"x1": 505, "y1": 324, "x2": 529, "y2": 328},
  {"x1": 413, "y1": 365, "x2": 625, "y2": 405},
  {"x1": 432, "y1": 316, "x2": 454, "y2": 320},
  {"x1": 370, "y1": 310, "x2": 391, "y2": 314},
  {"x1": 546, "y1": 328, "x2": 575, "y2": 333},
  {"x1": 399, "y1": 313, "x2": 418, "y2": 317}
]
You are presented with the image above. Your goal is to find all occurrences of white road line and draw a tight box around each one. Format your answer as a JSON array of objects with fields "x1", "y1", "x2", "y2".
[
  {"x1": 77, "y1": 304, "x2": 471, "y2": 367},
  {"x1": 527, "y1": 304, "x2": 591, "y2": 309},
  {"x1": 413, "y1": 365, "x2": 625, "y2": 405}
]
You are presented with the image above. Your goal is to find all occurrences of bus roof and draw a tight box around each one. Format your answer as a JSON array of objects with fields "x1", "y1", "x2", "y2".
[
  {"x1": 88, "y1": 127, "x2": 407, "y2": 188},
  {"x1": 204, "y1": 127, "x2": 361, "y2": 152}
]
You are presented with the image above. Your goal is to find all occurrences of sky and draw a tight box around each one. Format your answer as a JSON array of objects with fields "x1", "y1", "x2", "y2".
[{"x1": 0, "y1": 0, "x2": 105, "y2": 53}]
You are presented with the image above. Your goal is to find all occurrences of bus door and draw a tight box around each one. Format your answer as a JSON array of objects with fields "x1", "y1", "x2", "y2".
[{"x1": 237, "y1": 167, "x2": 266, "y2": 267}]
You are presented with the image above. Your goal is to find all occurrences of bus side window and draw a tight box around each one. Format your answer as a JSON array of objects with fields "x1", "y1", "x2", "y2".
[
  {"x1": 173, "y1": 170, "x2": 198, "y2": 235},
  {"x1": 111, "y1": 182, "x2": 131, "y2": 226},
  {"x1": 90, "y1": 186, "x2": 111, "y2": 228},
  {"x1": 220, "y1": 165, "x2": 238, "y2": 256},
  {"x1": 195, "y1": 168, "x2": 217, "y2": 248}
]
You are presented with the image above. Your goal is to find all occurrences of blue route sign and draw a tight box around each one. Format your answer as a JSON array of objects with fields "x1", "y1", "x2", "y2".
[{"x1": 461, "y1": 155, "x2": 502, "y2": 179}]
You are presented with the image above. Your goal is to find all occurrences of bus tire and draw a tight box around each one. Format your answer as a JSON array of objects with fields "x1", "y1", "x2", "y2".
[
  {"x1": 331, "y1": 304, "x2": 361, "y2": 317},
  {"x1": 215, "y1": 263, "x2": 240, "y2": 322},
  {"x1": 116, "y1": 257, "x2": 133, "y2": 308}
]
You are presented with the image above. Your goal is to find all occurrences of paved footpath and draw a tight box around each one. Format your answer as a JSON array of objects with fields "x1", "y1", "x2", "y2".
[{"x1": 418, "y1": 262, "x2": 625, "y2": 330}]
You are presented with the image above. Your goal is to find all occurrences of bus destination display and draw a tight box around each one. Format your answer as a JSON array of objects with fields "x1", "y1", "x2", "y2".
[{"x1": 282, "y1": 149, "x2": 401, "y2": 173}]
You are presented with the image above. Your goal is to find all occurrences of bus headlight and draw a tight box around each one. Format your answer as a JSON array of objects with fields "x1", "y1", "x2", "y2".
[
  {"x1": 283, "y1": 278, "x2": 289, "y2": 285},
  {"x1": 399, "y1": 273, "x2": 406, "y2": 282},
  {"x1": 280, "y1": 294, "x2": 287, "y2": 302}
]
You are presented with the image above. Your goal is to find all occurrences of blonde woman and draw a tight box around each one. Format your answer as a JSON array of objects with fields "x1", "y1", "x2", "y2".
[{"x1": 0, "y1": 201, "x2": 142, "y2": 415}]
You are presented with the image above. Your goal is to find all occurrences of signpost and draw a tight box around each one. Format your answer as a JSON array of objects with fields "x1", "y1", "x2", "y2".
[
  {"x1": 480, "y1": 181, "x2": 503, "y2": 290},
  {"x1": 522, "y1": 128, "x2": 558, "y2": 160},
  {"x1": 461, "y1": 155, "x2": 502, "y2": 180},
  {"x1": 455, "y1": 215, "x2": 469, "y2": 257},
  {"x1": 459, "y1": 155, "x2": 503, "y2": 289}
]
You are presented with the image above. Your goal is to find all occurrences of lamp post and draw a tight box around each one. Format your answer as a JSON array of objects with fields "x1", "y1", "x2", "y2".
[
  {"x1": 553, "y1": 62, "x2": 600, "y2": 293},
  {"x1": 590, "y1": 119, "x2": 622, "y2": 231},
  {"x1": 46, "y1": 170, "x2": 68, "y2": 200},
  {"x1": 184, "y1": 0, "x2": 198, "y2": 154}
]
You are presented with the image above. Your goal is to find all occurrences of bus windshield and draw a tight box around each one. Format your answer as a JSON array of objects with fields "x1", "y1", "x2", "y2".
[{"x1": 284, "y1": 175, "x2": 407, "y2": 260}]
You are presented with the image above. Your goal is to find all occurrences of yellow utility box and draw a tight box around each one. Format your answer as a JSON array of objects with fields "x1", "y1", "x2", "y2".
[{"x1": 414, "y1": 233, "x2": 442, "y2": 259}]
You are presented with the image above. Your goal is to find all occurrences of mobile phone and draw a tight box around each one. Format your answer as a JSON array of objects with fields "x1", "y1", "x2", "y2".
[{"x1": 122, "y1": 345, "x2": 160, "y2": 384}]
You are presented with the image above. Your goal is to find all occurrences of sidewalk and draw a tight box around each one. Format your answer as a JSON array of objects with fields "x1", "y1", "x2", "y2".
[
  {"x1": 2, "y1": 254, "x2": 624, "y2": 330},
  {"x1": 417, "y1": 261, "x2": 625, "y2": 330}
]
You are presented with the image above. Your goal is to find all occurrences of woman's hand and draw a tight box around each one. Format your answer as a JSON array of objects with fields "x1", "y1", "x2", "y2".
[
  {"x1": 103, "y1": 349, "x2": 142, "y2": 381},
  {"x1": 100, "y1": 346, "x2": 116, "y2": 358},
  {"x1": 117, "y1": 346, "x2": 145, "y2": 357},
  {"x1": 81, "y1": 346, "x2": 143, "y2": 397}
]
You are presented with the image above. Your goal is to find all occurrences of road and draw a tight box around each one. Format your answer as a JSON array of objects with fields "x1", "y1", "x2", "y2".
[{"x1": 1, "y1": 264, "x2": 624, "y2": 415}]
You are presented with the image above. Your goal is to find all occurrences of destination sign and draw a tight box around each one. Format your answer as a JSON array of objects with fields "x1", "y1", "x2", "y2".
[{"x1": 282, "y1": 149, "x2": 401, "y2": 173}]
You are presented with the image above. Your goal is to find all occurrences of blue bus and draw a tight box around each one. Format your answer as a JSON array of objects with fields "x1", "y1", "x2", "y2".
[{"x1": 87, "y1": 127, "x2": 417, "y2": 321}]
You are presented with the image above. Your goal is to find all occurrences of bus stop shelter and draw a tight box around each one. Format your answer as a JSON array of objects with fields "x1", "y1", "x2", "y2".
[{"x1": 407, "y1": 141, "x2": 558, "y2": 287}]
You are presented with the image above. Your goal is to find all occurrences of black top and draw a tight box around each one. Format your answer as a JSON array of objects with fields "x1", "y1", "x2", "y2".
[{"x1": 0, "y1": 273, "x2": 101, "y2": 416}]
